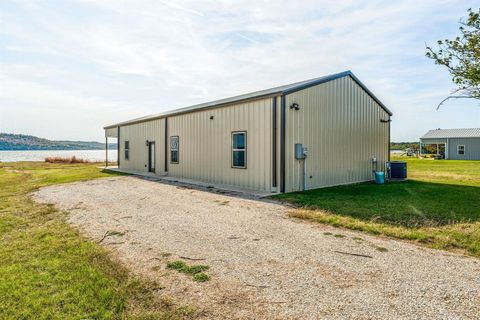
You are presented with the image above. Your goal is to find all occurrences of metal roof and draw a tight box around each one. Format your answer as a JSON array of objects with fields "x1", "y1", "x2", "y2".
[
  {"x1": 421, "y1": 128, "x2": 480, "y2": 139},
  {"x1": 104, "y1": 70, "x2": 392, "y2": 129}
]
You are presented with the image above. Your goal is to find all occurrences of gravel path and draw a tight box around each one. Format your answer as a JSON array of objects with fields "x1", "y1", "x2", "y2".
[{"x1": 34, "y1": 176, "x2": 480, "y2": 319}]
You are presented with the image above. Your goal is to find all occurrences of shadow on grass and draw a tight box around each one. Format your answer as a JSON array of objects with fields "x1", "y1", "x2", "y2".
[
  {"x1": 101, "y1": 168, "x2": 131, "y2": 176},
  {"x1": 275, "y1": 180, "x2": 480, "y2": 228}
]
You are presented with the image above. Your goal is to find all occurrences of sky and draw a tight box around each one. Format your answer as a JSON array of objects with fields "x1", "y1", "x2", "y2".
[{"x1": 1, "y1": 0, "x2": 479, "y2": 142}]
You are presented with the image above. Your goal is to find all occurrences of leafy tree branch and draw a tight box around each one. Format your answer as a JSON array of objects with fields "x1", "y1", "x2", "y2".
[{"x1": 426, "y1": 8, "x2": 480, "y2": 108}]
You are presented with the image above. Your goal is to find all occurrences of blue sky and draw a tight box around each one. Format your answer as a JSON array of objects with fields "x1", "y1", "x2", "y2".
[{"x1": 1, "y1": 0, "x2": 479, "y2": 142}]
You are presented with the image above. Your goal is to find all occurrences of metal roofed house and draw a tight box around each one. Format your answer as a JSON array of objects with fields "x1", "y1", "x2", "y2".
[
  {"x1": 420, "y1": 128, "x2": 480, "y2": 160},
  {"x1": 105, "y1": 70, "x2": 392, "y2": 193}
]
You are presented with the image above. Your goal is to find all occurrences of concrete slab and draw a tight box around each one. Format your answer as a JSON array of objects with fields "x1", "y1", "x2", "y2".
[{"x1": 102, "y1": 166, "x2": 278, "y2": 198}]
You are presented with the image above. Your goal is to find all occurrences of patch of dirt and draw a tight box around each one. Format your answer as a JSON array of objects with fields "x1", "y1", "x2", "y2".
[{"x1": 34, "y1": 176, "x2": 480, "y2": 319}]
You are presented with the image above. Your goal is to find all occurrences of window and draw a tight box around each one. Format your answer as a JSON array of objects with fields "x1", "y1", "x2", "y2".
[
  {"x1": 458, "y1": 145, "x2": 465, "y2": 155},
  {"x1": 170, "y1": 136, "x2": 179, "y2": 163},
  {"x1": 232, "y1": 131, "x2": 246, "y2": 168},
  {"x1": 124, "y1": 141, "x2": 130, "y2": 160}
]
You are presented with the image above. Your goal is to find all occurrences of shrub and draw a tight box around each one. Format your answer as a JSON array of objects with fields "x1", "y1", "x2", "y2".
[{"x1": 45, "y1": 156, "x2": 90, "y2": 164}]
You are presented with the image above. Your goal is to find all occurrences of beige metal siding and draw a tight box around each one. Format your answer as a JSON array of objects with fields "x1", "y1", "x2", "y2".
[
  {"x1": 119, "y1": 119, "x2": 166, "y2": 173},
  {"x1": 284, "y1": 76, "x2": 389, "y2": 192},
  {"x1": 110, "y1": 75, "x2": 389, "y2": 193},
  {"x1": 168, "y1": 98, "x2": 273, "y2": 191}
]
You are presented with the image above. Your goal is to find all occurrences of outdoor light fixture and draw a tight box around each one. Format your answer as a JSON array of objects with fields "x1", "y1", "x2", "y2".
[
  {"x1": 289, "y1": 103, "x2": 300, "y2": 110},
  {"x1": 210, "y1": 115, "x2": 214, "y2": 120},
  {"x1": 145, "y1": 140, "x2": 149, "y2": 146},
  {"x1": 380, "y1": 119, "x2": 391, "y2": 123}
]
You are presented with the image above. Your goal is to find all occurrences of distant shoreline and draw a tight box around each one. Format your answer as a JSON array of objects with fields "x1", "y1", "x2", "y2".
[
  {"x1": 0, "y1": 149, "x2": 117, "y2": 162},
  {"x1": 0, "y1": 148, "x2": 113, "y2": 151},
  {"x1": 0, "y1": 133, "x2": 117, "y2": 151}
]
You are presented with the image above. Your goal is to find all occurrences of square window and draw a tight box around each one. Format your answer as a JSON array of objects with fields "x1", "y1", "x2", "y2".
[
  {"x1": 233, "y1": 151, "x2": 245, "y2": 167},
  {"x1": 458, "y1": 145, "x2": 465, "y2": 155},
  {"x1": 233, "y1": 133, "x2": 245, "y2": 149}
]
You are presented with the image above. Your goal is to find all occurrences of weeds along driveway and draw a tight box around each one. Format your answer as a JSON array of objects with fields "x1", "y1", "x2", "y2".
[{"x1": 34, "y1": 176, "x2": 480, "y2": 320}]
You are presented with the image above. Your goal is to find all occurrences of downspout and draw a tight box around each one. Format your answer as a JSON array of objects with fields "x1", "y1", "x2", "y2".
[
  {"x1": 280, "y1": 95, "x2": 286, "y2": 193},
  {"x1": 164, "y1": 117, "x2": 168, "y2": 173},
  {"x1": 303, "y1": 154, "x2": 307, "y2": 191},
  {"x1": 272, "y1": 97, "x2": 277, "y2": 189},
  {"x1": 388, "y1": 115, "x2": 391, "y2": 162}
]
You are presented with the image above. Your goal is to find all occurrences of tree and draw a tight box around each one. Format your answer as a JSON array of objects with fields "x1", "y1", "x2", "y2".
[{"x1": 426, "y1": 8, "x2": 480, "y2": 108}]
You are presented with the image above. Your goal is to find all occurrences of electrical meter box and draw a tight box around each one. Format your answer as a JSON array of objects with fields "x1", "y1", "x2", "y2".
[{"x1": 295, "y1": 143, "x2": 307, "y2": 159}]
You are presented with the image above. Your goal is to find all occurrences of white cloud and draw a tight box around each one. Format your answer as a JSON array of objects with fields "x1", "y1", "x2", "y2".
[{"x1": 0, "y1": 0, "x2": 479, "y2": 141}]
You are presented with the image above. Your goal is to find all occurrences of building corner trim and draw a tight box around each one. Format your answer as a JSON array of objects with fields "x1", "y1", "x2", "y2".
[
  {"x1": 388, "y1": 116, "x2": 391, "y2": 162},
  {"x1": 164, "y1": 117, "x2": 168, "y2": 173},
  {"x1": 117, "y1": 126, "x2": 120, "y2": 167},
  {"x1": 272, "y1": 97, "x2": 277, "y2": 188},
  {"x1": 280, "y1": 95, "x2": 286, "y2": 193}
]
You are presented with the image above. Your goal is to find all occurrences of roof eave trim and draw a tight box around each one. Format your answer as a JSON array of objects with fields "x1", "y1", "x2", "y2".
[
  {"x1": 282, "y1": 70, "x2": 393, "y2": 116},
  {"x1": 103, "y1": 91, "x2": 282, "y2": 129},
  {"x1": 421, "y1": 136, "x2": 480, "y2": 139},
  {"x1": 103, "y1": 70, "x2": 393, "y2": 129}
]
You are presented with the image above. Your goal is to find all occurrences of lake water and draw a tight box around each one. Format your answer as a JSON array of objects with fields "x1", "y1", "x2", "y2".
[{"x1": 0, "y1": 150, "x2": 118, "y2": 162}]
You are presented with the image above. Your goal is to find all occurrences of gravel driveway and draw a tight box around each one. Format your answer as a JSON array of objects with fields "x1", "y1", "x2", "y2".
[{"x1": 34, "y1": 176, "x2": 480, "y2": 319}]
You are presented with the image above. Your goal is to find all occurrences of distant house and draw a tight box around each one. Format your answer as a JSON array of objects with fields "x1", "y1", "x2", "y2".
[
  {"x1": 420, "y1": 128, "x2": 480, "y2": 160},
  {"x1": 105, "y1": 71, "x2": 392, "y2": 193}
]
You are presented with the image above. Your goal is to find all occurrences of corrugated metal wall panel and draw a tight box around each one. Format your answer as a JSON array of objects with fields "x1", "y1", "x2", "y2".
[
  {"x1": 113, "y1": 76, "x2": 390, "y2": 192},
  {"x1": 448, "y1": 138, "x2": 480, "y2": 160},
  {"x1": 118, "y1": 118, "x2": 166, "y2": 173},
  {"x1": 284, "y1": 76, "x2": 389, "y2": 192},
  {"x1": 167, "y1": 98, "x2": 273, "y2": 191}
]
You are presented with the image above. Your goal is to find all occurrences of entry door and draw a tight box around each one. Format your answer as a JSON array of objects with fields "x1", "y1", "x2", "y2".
[{"x1": 148, "y1": 142, "x2": 155, "y2": 173}]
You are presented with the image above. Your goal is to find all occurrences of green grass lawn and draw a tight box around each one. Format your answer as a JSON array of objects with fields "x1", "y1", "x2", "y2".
[
  {"x1": 0, "y1": 162, "x2": 193, "y2": 319},
  {"x1": 274, "y1": 157, "x2": 480, "y2": 257}
]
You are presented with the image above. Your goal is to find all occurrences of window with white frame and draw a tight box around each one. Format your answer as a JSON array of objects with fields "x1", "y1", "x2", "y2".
[
  {"x1": 170, "y1": 136, "x2": 179, "y2": 163},
  {"x1": 457, "y1": 145, "x2": 465, "y2": 155},
  {"x1": 232, "y1": 131, "x2": 246, "y2": 168},
  {"x1": 124, "y1": 141, "x2": 130, "y2": 160}
]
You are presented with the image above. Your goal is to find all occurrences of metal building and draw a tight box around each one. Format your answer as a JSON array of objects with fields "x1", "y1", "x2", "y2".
[
  {"x1": 420, "y1": 128, "x2": 480, "y2": 160},
  {"x1": 105, "y1": 71, "x2": 392, "y2": 193}
]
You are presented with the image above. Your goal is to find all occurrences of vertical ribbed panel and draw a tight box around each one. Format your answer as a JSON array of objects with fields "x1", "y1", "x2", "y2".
[
  {"x1": 284, "y1": 77, "x2": 389, "y2": 192},
  {"x1": 448, "y1": 138, "x2": 480, "y2": 160},
  {"x1": 419, "y1": 137, "x2": 480, "y2": 160},
  {"x1": 118, "y1": 118, "x2": 166, "y2": 173},
  {"x1": 167, "y1": 98, "x2": 273, "y2": 191}
]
